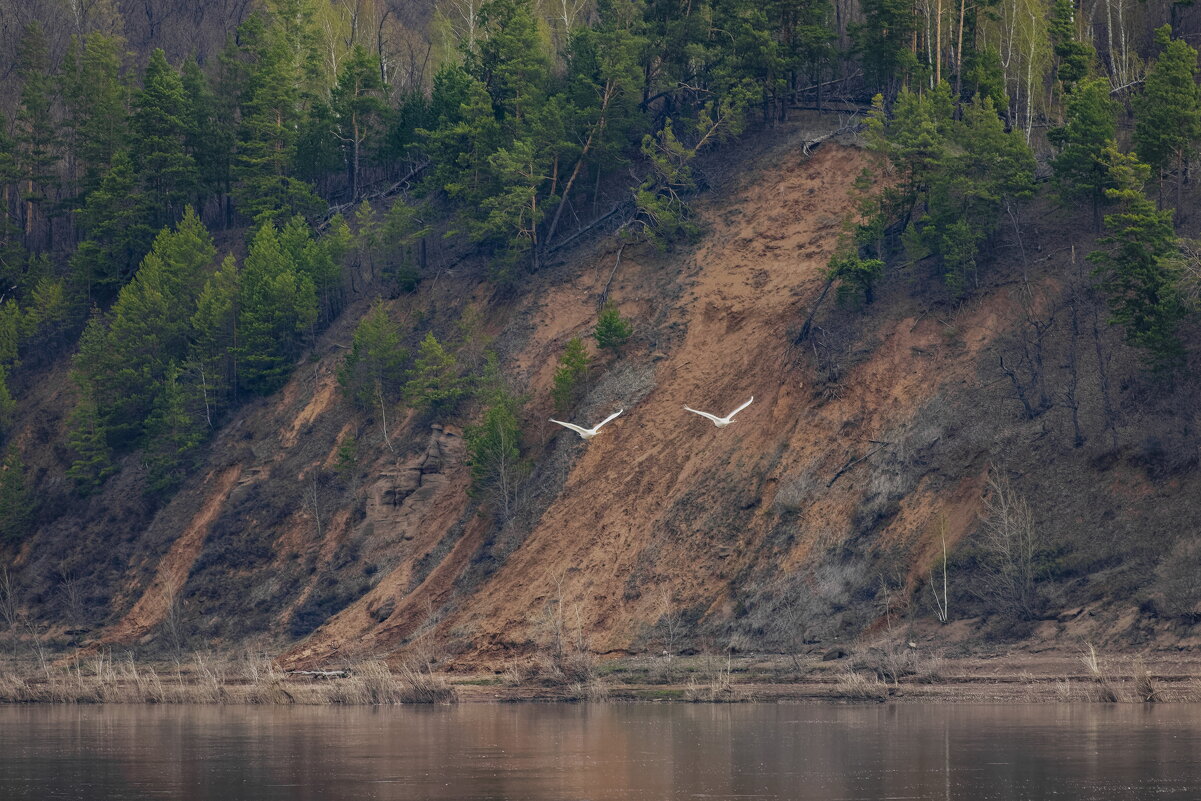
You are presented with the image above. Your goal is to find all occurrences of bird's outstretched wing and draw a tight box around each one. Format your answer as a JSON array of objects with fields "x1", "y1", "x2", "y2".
[
  {"x1": 550, "y1": 418, "x2": 591, "y2": 437},
  {"x1": 593, "y1": 409, "x2": 624, "y2": 431},
  {"x1": 684, "y1": 405, "x2": 724, "y2": 424},
  {"x1": 726, "y1": 396, "x2": 754, "y2": 418}
]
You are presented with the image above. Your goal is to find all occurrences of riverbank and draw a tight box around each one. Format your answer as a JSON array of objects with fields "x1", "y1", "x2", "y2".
[{"x1": 4, "y1": 647, "x2": 1201, "y2": 705}]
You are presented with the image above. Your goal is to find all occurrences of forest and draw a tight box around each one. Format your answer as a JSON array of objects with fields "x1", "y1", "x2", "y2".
[{"x1": 0, "y1": 0, "x2": 1197, "y2": 558}]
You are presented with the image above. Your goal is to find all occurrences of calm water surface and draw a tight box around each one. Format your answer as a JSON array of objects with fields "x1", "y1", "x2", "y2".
[{"x1": 2, "y1": 703, "x2": 1200, "y2": 800}]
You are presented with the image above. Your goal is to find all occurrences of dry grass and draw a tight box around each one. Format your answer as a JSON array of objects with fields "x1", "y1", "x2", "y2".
[
  {"x1": 0, "y1": 652, "x2": 456, "y2": 705},
  {"x1": 1132, "y1": 659, "x2": 1161, "y2": 703},
  {"x1": 831, "y1": 669, "x2": 889, "y2": 701},
  {"x1": 683, "y1": 653, "x2": 748, "y2": 702},
  {"x1": 1081, "y1": 644, "x2": 1121, "y2": 702}
]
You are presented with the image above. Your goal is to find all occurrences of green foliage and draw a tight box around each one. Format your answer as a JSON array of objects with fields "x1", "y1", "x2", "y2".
[
  {"x1": 332, "y1": 45, "x2": 389, "y2": 196},
  {"x1": 594, "y1": 302, "x2": 633, "y2": 350},
  {"x1": 1133, "y1": 26, "x2": 1201, "y2": 204},
  {"x1": 404, "y1": 331, "x2": 468, "y2": 415},
  {"x1": 0, "y1": 365, "x2": 15, "y2": 434},
  {"x1": 132, "y1": 49, "x2": 199, "y2": 228},
  {"x1": 0, "y1": 446, "x2": 32, "y2": 543},
  {"x1": 66, "y1": 388, "x2": 117, "y2": 495},
  {"x1": 338, "y1": 299, "x2": 407, "y2": 409},
  {"x1": 15, "y1": 23, "x2": 60, "y2": 232},
  {"x1": 70, "y1": 150, "x2": 155, "y2": 301},
  {"x1": 1088, "y1": 146, "x2": 1189, "y2": 372},
  {"x1": 236, "y1": 222, "x2": 319, "y2": 395},
  {"x1": 1049, "y1": 0, "x2": 1095, "y2": 89},
  {"x1": 871, "y1": 88, "x2": 1036, "y2": 292},
  {"x1": 231, "y1": 10, "x2": 323, "y2": 226},
  {"x1": 1051, "y1": 77, "x2": 1118, "y2": 229},
  {"x1": 141, "y1": 362, "x2": 205, "y2": 496},
  {"x1": 465, "y1": 384, "x2": 529, "y2": 519},
  {"x1": 334, "y1": 435, "x2": 358, "y2": 477},
  {"x1": 61, "y1": 33, "x2": 129, "y2": 199},
  {"x1": 853, "y1": 0, "x2": 919, "y2": 96},
  {"x1": 189, "y1": 254, "x2": 240, "y2": 410},
  {"x1": 551, "y1": 336, "x2": 590, "y2": 413},
  {"x1": 827, "y1": 251, "x2": 886, "y2": 305}
]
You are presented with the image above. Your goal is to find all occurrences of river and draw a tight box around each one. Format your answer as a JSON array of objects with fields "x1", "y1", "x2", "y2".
[{"x1": 2, "y1": 703, "x2": 1200, "y2": 799}]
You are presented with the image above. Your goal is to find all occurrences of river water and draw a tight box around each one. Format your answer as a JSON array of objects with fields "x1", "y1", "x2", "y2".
[{"x1": 2, "y1": 703, "x2": 1200, "y2": 800}]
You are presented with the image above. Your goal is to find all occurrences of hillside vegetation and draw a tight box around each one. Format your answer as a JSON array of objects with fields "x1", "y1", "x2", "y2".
[{"x1": 1, "y1": 0, "x2": 1201, "y2": 673}]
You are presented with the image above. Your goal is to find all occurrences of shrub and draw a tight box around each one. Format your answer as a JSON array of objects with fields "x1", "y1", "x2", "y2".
[
  {"x1": 594, "y1": 302, "x2": 632, "y2": 351},
  {"x1": 551, "y1": 337, "x2": 590, "y2": 413}
]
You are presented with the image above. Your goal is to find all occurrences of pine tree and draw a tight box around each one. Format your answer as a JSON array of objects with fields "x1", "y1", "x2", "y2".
[
  {"x1": 551, "y1": 336, "x2": 589, "y2": 413},
  {"x1": 279, "y1": 215, "x2": 342, "y2": 322},
  {"x1": 1049, "y1": 0, "x2": 1095, "y2": 90},
  {"x1": 70, "y1": 151, "x2": 155, "y2": 301},
  {"x1": 1088, "y1": 146, "x2": 1188, "y2": 372},
  {"x1": 404, "y1": 331, "x2": 467, "y2": 414},
  {"x1": 15, "y1": 23, "x2": 60, "y2": 246},
  {"x1": 594, "y1": 302, "x2": 633, "y2": 351},
  {"x1": 142, "y1": 362, "x2": 205, "y2": 497},
  {"x1": 338, "y1": 298, "x2": 407, "y2": 409},
  {"x1": 190, "y1": 254, "x2": 240, "y2": 411},
  {"x1": 66, "y1": 388, "x2": 117, "y2": 495},
  {"x1": 132, "y1": 49, "x2": 200, "y2": 230},
  {"x1": 182, "y1": 58, "x2": 232, "y2": 207},
  {"x1": 465, "y1": 385, "x2": 528, "y2": 520},
  {"x1": 0, "y1": 113, "x2": 25, "y2": 292},
  {"x1": 1134, "y1": 26, "x2": 1201, "y2": 211},
  {"x1": 1051, "y1": 77, "x2": 1118, "y2": 231},
  {"x1": 61, "y1": 33, "x2": 129, "y2": 200},
  {"x1": 0, "y1": 365, "x2": 15, "y2": 434},
  {"x1": 76, "y1": 209, "x2": 217, "y2": 447},
  {"x1": 236, "y1": 222, "x2": 318, "y2": 394},
  {"x1": 231, "y1": 10, "x2": 323, "y2": 225},
  {"x1": 827, "y1": 250, "x2": 886, "y2": 305},
  {"x1": 0, "y1": 445, "x2": 32, "y2": 543},
  {"x1": 332, "y1": 45, "x2": 388, "y2": 198}
]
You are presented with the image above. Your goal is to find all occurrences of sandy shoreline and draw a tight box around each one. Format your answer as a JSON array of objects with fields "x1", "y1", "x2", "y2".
[{"x1": 4, "y1": 649, "x2": 1201, "y2": 705}]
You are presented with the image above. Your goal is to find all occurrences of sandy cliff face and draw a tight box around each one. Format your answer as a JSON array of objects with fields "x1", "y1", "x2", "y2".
[{"x1": 17, "y1": 119, "x2": 1201, "y2": 666}]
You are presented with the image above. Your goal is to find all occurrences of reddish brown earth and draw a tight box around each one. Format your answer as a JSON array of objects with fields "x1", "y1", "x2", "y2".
[{"x1": 13, "y1": 116, "x2": 1201, "y2": 681}]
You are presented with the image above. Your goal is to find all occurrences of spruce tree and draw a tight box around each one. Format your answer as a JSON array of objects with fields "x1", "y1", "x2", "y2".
[
  {"x1": 66, "y1": 389, "x2": 117, "y2": 495},
  {"x1": 465, "y1": 386, "x2": 528, "y2": 520},
  {"x1": 1134, "y1": 26, "x2": 1201, "y2": 211},
  {"x1": 182, "y1": 58, "x2": 231, "y2": 207},
  {"x1": 190, "y1": 254, "x2": 240, "y2": 410},
  {"x1": 231, "y1": 11, "x2": 323, "y2": 225},
  {"x1": 1049, "y1": 0, "x2": 1095, "y2": 90}
]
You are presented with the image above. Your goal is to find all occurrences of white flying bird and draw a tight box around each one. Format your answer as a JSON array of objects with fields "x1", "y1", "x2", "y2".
[
  {"x1": 684, "y1": 397, "x2": 753, "y2": 428},
  {"x1": 549, "y1": 409, "x2": 624, "y2": 440}
]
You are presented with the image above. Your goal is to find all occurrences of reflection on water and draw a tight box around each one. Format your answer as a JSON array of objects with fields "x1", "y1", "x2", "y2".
[{"x1": 2, "y1": 703, "x2": 1201, "y2": 800}]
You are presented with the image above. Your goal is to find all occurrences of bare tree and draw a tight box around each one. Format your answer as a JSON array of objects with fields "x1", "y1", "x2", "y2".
[{"x1": 973, "y1": 472, "x2": 1041, "y2": 620}]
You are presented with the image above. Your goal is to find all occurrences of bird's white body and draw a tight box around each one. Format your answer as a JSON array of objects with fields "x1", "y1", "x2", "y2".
[
  {"x1": 684, "y1": 397, "x2": 753, "y2": 428},
  {"x1": 549, "y1": 409, "x2": 624, "y2": 440}
]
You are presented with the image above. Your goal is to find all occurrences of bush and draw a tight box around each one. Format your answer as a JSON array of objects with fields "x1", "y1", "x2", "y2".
[
  {"x1": 594, "y1": 303, "x2": 632, "y2": 351},
  {"x1": 551, "y1": 337, "x2": 590, "y2": 413}
]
